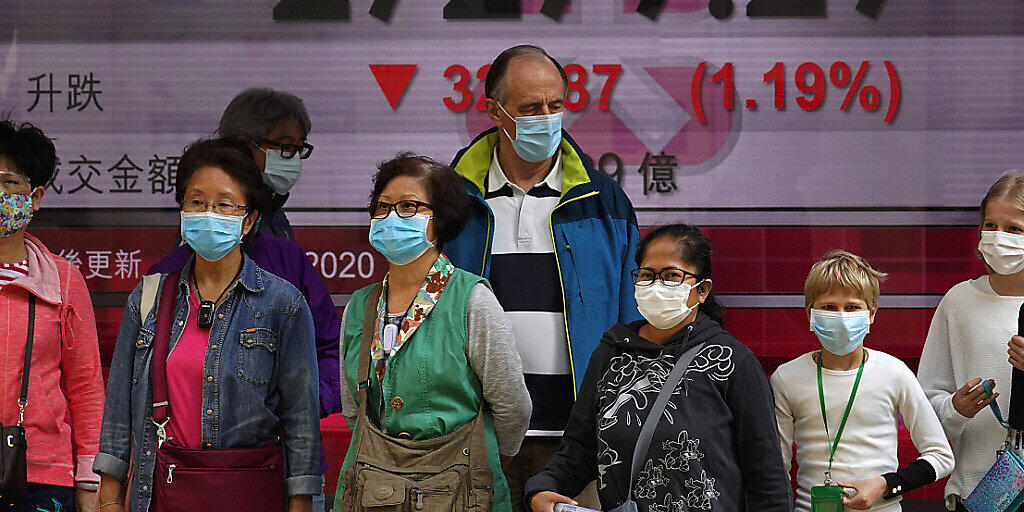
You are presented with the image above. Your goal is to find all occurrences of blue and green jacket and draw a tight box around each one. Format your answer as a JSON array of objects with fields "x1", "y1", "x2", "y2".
[{"x1": 446, "y1": 128, "x2": 642, "y2": 394}]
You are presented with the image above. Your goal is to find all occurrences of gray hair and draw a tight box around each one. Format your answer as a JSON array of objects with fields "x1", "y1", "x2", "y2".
[
  {"x1": 217, "y1": 88, "x2": 312, "y2": 141},
  {"x1": 484, "y1": 45, "x2": 568, "y2": 105}
]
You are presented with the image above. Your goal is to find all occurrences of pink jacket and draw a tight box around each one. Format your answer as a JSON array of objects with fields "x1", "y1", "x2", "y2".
[{"x1": 0, "y1": 233, "x2": 104, "y2": 488}]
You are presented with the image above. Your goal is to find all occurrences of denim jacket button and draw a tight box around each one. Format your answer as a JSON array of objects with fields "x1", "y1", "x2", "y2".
[
  {"x1": 218, "y1": 314, "x2": 224, "y2": 319},
  {"x1": 206, "y1": 409, "x2": 213, "y2": 415},
  {"x1": 207, "y1": 376, "x2": 214, "y2": 382},
  {"x1": 178, "y1": 321, "x2": 184, "y2": 326},
  {"x1": 390, "y1": 397, "x2": 404, "y2": 410},
  {"x1": 398, "y1": 432, "x2": 411, "y2": 439},
  {"x1": 211, "y1": 344, "x2": 218, "y2": 349}
]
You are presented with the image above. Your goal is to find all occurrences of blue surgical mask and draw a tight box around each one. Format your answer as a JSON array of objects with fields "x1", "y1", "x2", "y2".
[
  {"x1": 810, "y1": 309, "x2": 871, "y2": 356},
  {"x1": 497, "y1": 103, "x2": 563, "y2": 163},
  {"x1": 369, "y1": 212, "x2": 434, "y2": 265},
  {"x1": 260, "y1": 147, "x2": 302, "y2": 195},
  {"x1": 180, "y1": 211, "x2": 244, "y2": 262}
]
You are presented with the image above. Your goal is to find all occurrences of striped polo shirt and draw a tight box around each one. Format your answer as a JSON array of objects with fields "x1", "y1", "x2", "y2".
[
  {"x1": 0, "y1": 259, "x2": 29, "y2": 291},
  {"x1": 484, "y1": 148, "x2": 572, "y2": 436}
]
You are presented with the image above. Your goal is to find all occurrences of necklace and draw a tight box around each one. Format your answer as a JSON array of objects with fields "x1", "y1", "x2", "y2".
[{"x1": 192, "y1": 264, "x2": 242, "y2": 328}]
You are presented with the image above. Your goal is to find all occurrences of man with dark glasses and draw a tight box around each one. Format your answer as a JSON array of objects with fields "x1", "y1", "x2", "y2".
[{"x1": 218, "y1": 88, "x2": 315, "y2": 240}]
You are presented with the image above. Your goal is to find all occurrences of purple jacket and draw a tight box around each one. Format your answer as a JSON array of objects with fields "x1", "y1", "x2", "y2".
[{"x1": 147, "y1": 233, "x2": 342, "y2": 419}]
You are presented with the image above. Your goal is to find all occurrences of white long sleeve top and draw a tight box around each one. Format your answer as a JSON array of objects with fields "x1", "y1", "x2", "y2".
[
  {"x1": 773, "y1": 348, "x2": 955, "y2": 512},
  {"x1": 918, "y1": 276, "x2": 1024, "y2": 509}
]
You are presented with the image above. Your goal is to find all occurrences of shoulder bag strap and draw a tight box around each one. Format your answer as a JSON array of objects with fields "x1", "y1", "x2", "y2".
[
  {"x1": 139, "y1": 274, "x2": 161, "y2": 324},
  {"x1": 625, "y1": 341, "x2": 706, "y2": 500},
  {"x1": 356, "y1": 284, "x2": 383, "y2": 416},
  {"x1": 16, "y1": 296, "x2": 36, "y2": 426},
  {"x1": 150, "y1": 271, "x2": 180, "y2": 446}
]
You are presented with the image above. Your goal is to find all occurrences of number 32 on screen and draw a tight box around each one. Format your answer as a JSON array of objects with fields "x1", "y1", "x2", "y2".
[{"x1": 443, "y1": 63, "x2": 622, "y2": 112}]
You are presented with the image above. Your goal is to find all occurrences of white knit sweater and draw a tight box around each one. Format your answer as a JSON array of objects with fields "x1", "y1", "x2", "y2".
[
  {"x1": 918, "y1": 276, "x2": 1024, "y2": 509},
  {"x1": 773, "y1": 349, "x2": 954, "y2": 512}
]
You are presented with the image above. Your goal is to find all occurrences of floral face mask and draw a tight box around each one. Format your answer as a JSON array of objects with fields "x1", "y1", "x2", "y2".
[{"x1": 0, "y1": 188, "x2": 34, "y2": 238}]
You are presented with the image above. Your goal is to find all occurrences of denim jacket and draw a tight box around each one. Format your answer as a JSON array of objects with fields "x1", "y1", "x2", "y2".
[{"x1": 93, "y1": 255, "x2": 322, "y2": 512}]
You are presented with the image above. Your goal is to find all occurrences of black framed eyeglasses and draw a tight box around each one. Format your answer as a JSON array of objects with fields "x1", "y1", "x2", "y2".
[
  {"x1": 369, "y1": 200, "x2": 432, "y2": 219},
  {"x1": 632, "y1": 267, "x2": 700, "y2": 287},
  {"x1": 256, "y1": 139, "x2": 314, "y2": 159}
]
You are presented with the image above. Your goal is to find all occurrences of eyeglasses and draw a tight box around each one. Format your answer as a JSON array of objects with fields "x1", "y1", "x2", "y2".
[
  {"x1": 256, "y1": 139, "x2": 314, "y2": 160},
  {"x1": 182, "y1": 198, "x2": 249, "y2": 216},
  {"x1": 0, "y1": 172, "x2": 32, "y2": 195},
  {"x1": 632, "y1": 268, "x2": 700, "y2": 287},
  {"x1": 369, "y1": 200, "x2": 432, "y2": 219}
]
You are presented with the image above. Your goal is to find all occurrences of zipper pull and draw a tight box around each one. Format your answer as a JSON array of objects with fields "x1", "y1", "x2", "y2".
[
  {"x1": 415, "y1": 490, "x2": 424, "y2": 510},
  {"x1": 166, "y1": 464, "x2": 175, "y2": 484}
]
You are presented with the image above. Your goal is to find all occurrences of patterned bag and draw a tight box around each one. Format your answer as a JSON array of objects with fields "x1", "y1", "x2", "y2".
[
  {"x1": 963, "y1": 381, "x2": 1024, "y2": 512},
  {"x1": 963, "y1": 449, "x2": 1024, "y2": 512}
]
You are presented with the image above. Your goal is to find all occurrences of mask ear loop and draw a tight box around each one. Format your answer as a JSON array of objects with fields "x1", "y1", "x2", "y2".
[
  {"x1": 243, "y1": 210, "x2": 261, "y2": 241},
  {"x1": 495, "y1": 102, "x2": 519, "y2": 142}
]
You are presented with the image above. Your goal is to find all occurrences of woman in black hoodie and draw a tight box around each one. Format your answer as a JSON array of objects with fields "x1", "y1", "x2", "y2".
[{"x1": 527, "y1": 224, "x2": 792, "y2": 512}]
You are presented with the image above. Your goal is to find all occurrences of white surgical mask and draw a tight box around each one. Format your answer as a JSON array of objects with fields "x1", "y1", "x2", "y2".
[
  {"x1": 634, "y1": 280, "x2": 705, "y2": 330},
  {"x1": 978, "y1": 230, "x2": 1024, "y2": 275}
]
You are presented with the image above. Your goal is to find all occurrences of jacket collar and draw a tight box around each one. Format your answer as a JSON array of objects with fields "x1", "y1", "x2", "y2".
[
  {"x1": 176, "y1": 252, "x2": 265, "y2": 297},
  {"x1": 7, "y1": 233, "x2": 62, "y2": 305},
  {"x1": 486, "y1": 146, "x2": 563, "y2": 194},
  {"x1": 453, "y1": 128, "x2": 592, "y2": 198}
]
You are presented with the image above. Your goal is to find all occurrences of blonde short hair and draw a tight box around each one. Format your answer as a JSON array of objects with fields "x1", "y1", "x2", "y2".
[
  {"x1": 981, "y1": 169, "x2": 1024, "y2": 218},
  {"x1": 804, "y1": 250, "x2": 888, "y2": 310}
]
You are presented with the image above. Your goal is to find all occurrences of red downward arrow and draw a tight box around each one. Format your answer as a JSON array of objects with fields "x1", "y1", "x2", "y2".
[{"x1": 369, "y1": 64, "x2": 417, "y2": 110}]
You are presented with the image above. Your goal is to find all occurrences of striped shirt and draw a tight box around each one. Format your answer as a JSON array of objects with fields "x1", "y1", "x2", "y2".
[
  {"x1": 0, "y1": 259, "x2": 29, "y2": 290},
  {"x1": 485, "y1": 148, "x2": 572, "y2": 436}
]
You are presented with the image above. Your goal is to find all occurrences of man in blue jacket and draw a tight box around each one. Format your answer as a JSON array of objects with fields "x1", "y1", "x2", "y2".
[{"x1": 445, "y1": 44, "x2": 641, "y2": 510}]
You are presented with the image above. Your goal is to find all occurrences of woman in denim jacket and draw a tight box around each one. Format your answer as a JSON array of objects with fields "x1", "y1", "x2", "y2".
[{"x1": 92, "y1": 138, "x2": 322, "y2": 512}]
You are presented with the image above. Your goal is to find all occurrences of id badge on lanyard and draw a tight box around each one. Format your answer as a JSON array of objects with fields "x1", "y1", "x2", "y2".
[{"x1": 810, "y1": 351, "x2": 866, "y2": 512}]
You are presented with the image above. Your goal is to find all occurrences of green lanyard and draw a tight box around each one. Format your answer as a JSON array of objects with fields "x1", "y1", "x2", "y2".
[{"x1": 816, "y1": 350, "x2": 867, "y2": 485}]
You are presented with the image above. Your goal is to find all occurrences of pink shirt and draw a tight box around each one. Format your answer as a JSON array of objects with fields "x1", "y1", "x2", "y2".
[{"x1": 165, "y1": 290, "x2": 209, "y2": 449}]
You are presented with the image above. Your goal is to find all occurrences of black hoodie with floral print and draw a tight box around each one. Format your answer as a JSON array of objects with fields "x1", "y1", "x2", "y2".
[{"x1": 525, "y1": 313, "x2": 793, "y2": 512}]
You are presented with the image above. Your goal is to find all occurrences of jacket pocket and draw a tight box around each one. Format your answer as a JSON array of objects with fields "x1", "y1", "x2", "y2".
[
  {"x1": 356, "y1": 466, "x2": 465, "y2": 512},
  {"x1": 131, "y1": 328, "x2": 155, "y2": 382},
  {"x1": 237, "y1": 328, "x2": 277, "y2": 386},
  {"x1": 560, "y1": 220, "x2": 615, "y2": 307}
]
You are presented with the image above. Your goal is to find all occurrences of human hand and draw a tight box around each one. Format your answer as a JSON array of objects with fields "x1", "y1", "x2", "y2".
[
  {"x1": 1009, "y1": 336, "x2": 1024, "y2": 370},
  {"x1": 76, "y1": 489, "x2": 98, "y2": 512},
  {"x1": 529, "y1": 491, "x2": 578, "y2": 512},
  {"x1": 838, "y1": 476, "x2": 887, "y2": 510},
  {"x1": 287, "y1": 495, "x2": 313, "y2": 512},
  {"x1": 952, "y1": 378, "x2": 998, "y2": 418}
]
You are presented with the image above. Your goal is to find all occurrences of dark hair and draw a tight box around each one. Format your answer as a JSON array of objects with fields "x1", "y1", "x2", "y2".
[
  {"x1": 218, "y1": 88, "x2": 311, "y2": 141},
  {"x1": 636, "y1": 224, "x2": 725, "y2": 325},
  {"x1": 369, "y1": 153, "x2": 471, "y2": 248},
  {"x1": 484, "y1": 45, "x2": 569, "y2": 104},
  {"x1": 175, "y1": 137, "x2": 272, "y2": 243},
  {"x1": 0, "y1": 115, "x2": 57, "y2": 188}
]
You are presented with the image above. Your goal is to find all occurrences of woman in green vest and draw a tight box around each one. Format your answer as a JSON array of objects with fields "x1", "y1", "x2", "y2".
[{"x1": 335, "y1": 154, "x2": 532, "y2": 512}]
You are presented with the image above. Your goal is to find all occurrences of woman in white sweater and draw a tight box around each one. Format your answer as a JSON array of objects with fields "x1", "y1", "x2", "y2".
[
  {"x1": 919, "y1": 169, "x2": 1024, "y2": 510},
  {"x1": 773, "y1": 251, "x2": 954, "y2": 512}
]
